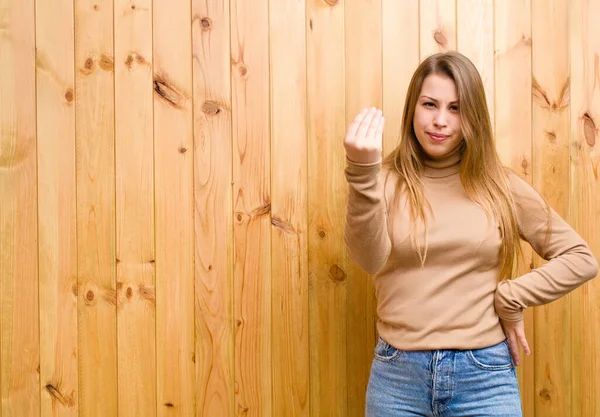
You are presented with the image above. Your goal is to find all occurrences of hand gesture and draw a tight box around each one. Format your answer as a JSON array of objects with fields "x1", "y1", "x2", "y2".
[
  {"x1": 500, "y1": 318, "x2": 531, "y2": 366},
  {"x1": 344, "y1": 107, "x2": 385, "y2": 165}
]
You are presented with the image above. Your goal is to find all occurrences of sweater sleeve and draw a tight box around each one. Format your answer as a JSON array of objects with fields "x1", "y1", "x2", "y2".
[
  {"x1": 344, "y1": 157, "x2": 392, "y2": 274},
  {"x1": 494, "y1": 173, "x2": 599, "y2": 321}
]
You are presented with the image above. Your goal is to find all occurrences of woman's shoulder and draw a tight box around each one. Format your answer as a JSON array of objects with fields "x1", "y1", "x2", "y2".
[
  {"x1": 503, "y1": 167, "x2": 551, "y2": 221},
  {"x1": 503, "y1": 168, "x2": 542, "y2": 200}
]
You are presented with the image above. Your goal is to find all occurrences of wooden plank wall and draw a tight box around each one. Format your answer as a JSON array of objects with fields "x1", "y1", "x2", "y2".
[{"x1": 0, "y1": 0, "x2": 598, "y2": 416}]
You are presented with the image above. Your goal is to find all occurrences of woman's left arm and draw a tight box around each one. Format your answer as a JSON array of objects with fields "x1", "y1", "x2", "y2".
[{"x1": 494, "y1": 173, "x2": 599, "y2": 323}]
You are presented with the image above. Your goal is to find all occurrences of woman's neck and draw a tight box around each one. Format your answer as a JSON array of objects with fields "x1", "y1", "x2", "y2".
[{"x1": 423, "y1": 146, "x2": 462, "y2": 178}]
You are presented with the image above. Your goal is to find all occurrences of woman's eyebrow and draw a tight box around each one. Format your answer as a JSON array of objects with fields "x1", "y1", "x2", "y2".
[{"x1": 420, "y1": 95, "x2": 459, "y2": 105}]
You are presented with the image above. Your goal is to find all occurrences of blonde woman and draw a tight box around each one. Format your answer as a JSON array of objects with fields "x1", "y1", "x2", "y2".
[{"x1": 344, "y1": 51, "x2": 598, "y2": 416}]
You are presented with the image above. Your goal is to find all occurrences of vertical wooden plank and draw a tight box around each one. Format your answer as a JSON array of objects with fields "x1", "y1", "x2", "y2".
[
  {"x1": 307, "y1": 1, "x2": 346, "y2": 415},
  {"x1": 382, "y1": 0, "x2": 419, "y2": 155},
  {"x1": 74, "y1": 0, "x2": 117, "y2": 414},
  {"x1": 192, "y1": 1, "x2": 234, "y2": 416},
  {"x1": 269, "y1": 0, "x2": 309, "y2": 416},
  {"x1": 494, "y1": 1, "x2": 534, "y2": 416},
  {"x1": 114, "y1": 0, "x2": 156, "y2": 415},
  {"x1": 0, "y1": 0, "x2": 40, "y2": 414},
  {"x1": 230, "y1": 0, "x2": 272, "y2": 416},
  {"x1": 36, "y1": 0, "x2": 78, "y2": 414},
  {"x1": 457, "y1": 0, "x2": 494, "y2": 122},
  {"x1": 531, "y1": 0, "x2": 571, "y2": 415},
  {"x1": 344, "y1": 1, "x2": 381, "y2": 415},
  {"x1": 569, "y1": 0, "x2": 600, "y2": 415},
  {"x1": 420, "y1": 0, "x2": 456, "y2": 59},
  {"x1": 153, "y1": 0, "x2": 195, "y2": 413}
]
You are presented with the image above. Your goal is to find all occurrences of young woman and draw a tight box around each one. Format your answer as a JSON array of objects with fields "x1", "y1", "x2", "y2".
[{"x1": 343, "y1": 51, "x2": 598, "y2": 416}]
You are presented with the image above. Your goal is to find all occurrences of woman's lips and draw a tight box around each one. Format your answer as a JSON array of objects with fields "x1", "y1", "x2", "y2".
[{"x1": 427, "y1": 132, "x2": 449, "y2": 143}]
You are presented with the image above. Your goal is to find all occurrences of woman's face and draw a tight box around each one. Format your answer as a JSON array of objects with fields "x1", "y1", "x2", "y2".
[{"x1": 413, "y1": 73, "x2": 463, "y2": 160}]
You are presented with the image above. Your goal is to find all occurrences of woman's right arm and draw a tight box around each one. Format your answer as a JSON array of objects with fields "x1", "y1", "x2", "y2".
[{"x1": 343, "y1": 107, "x2": 391, "y2": 274}]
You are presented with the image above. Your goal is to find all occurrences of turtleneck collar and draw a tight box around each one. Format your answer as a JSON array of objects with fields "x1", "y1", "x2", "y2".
[{"x1": 423, "y1": 147, "x2": 462, "y2": 178}]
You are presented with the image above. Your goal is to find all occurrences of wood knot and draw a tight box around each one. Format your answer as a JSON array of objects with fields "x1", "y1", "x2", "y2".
[
  {"x1": 539, "y1": 388, "x2": 551, "y2": 400},
  {"x1": 329, "y1": 265, "x2": 347, "y2": 282},
  {"x1": 139, "y1": 285, "x2": 155, "y2": 302},
  {"x1": 86, "y1": 290, "x2": 94, "y2": 302},
  {"x1": 318, "y1": 230, "x2": 326, "y2": 238},
  {"x1": 126, "y1": 287, "x2": 133, "y2": 299},
  {"x1": 126, "y1": 53, "x2": 147, "y2": 68},
  {"x1": 236, "y1": 213, "x2": 244, "y2": 223},
  {"x1": 131, "y1": 4, "x2": 136, "y2": 9},
  {"x1": 164, "y1": 403, "x2": 174, "y2": 408},
  {"x1": 179, "y1": 147, "x2": 187, "y2": 154},
  {"x1": 200, "y1": 17, "x2": 212, "y2": 31},
  {"x1": 154, "y1": 76, "x2": 184, "y2": 109},
  {"x1": 99, "y1": 54, "x2": 114, "y2": 71},
  {"x1": 236, "y1": 319, "x2": 242, "y2": 327},
  {"x1": 583, "y1": 112, "x2": 597, "y2": 147},
  {"x1": 239, "y1": 65, "x2": 248, "y2": 77},
  {"x1": 433, "y1": 30, "x2": 447, "y2": 47},
  {"x1": 545, "y1": 130, "x2": 557, "y2": 143},
  {"x1": 521, "y1": 158, "x2": 529, "y2": 175},
  {"x1": 64, "y1": 89, "x2": 74, "y2": 103},
  {"x1": 201, "y1": 101, "x2": 221, "y2": 115},
  {"x1": 93, "y1": 4, "x2": 99, "y2": 10},
  {"x1": 84, "y1": 58, "x2": 94, "y2": 70}
]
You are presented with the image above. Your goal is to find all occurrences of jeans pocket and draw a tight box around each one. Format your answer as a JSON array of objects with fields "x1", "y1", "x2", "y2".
[
  {"x1": 373, "y1": 337, "x2": 400, "y2": 362},
  {"x1": 466, "y1": 340, "x2": 514, "y2": 371}
]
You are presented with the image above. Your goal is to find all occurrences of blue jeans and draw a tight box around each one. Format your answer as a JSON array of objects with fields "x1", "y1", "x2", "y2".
[{"x1": 366, "y1": 337, "x2": 523, "y2": 416}]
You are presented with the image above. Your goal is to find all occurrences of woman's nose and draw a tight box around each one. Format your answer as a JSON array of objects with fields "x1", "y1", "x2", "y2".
[{"x1": 433, "y1": 110, "x2": 448, "y2": 127}]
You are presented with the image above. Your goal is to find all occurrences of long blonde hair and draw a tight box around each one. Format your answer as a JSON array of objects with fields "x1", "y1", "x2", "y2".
[{"x1": 383, "y1": 51, "x2": 521, "y2": 281}]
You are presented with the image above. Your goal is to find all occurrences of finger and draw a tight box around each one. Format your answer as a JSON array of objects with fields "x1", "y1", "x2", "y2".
[
  {"x1": 507, "y1": 335, "x2": 520, "y2": 366},
  {"x1": 365, "y1": 110, "x2": 383, "y2": 139},
  {"x1": 356, "y1": 107, "x2": 378, "y2": 138},
  {"x1": 518, "y1": 332, "x2": 531, "y2": 356},
  {"x1": 376, "y1": 115, "x2": 385, "y2": 142},
  {"x1": 345, "y1": 108, "x2": 369, "y2": 141}
]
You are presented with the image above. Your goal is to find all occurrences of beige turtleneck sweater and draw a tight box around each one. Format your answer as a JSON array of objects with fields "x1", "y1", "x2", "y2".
[{"x1": 344, "y1": 152, "x2": 598, "y2": 350}]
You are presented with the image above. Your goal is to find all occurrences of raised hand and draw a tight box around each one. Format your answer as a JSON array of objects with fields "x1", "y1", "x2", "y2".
[{"x1": 344, "y1": 107, "x2": 385, "y2": 165}]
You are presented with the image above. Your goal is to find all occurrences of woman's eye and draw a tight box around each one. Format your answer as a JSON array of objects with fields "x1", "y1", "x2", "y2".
[
  {"x1": 450, "y1": 105, "x2": 459, "y2": 111},
  {"x1": 423, "y1": 102, "x2": 435, "y2": 108}
]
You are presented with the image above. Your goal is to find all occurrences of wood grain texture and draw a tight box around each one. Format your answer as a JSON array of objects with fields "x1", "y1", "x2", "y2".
[
  {"x1": 231, "y1": 0, "x2": 272, "y2": 416},
  {"x1": 153, "y1": 0, "x2": 195, "y2": 414},
  {"x1": 344, "y1": 1, "x2": 381, "y2": 415},
  {"x1": 192, "y1": 0, "x2": 234, "y2": 415},
  {"x1": 307, "y1": 0, "x2": 347, "y2": 415},
  {"x1": 3, "y1": 2, "x2": 600, "y2": 416},
  {"x1": 382, "y1": 0, "x2": 419, "y2": 156},
  {"x1": 493, "y1": 1, "x2": 534, "y2": 415},
  {"x1": 569, "y1": 0, "x2": 600, "y2": 415},
  {"x1": 457, "y1": 0, "x2": 494, "y2": 122},
  {"x1": 269, "y1": 0, "x2": 309, "y2": 415},
  {"x1": 74, "y1": 0, "x2": 118, "y2": 415},
  {"x1": 532, "y1": 0, "x2": 572, "y2": 415},
  {"x1": 115, "y1": 0, "x2": 156, "y2": 415},
  {"x1": 420, "y1": 0, "x2": 457, "y2": 59},
  {"x1": 0, "y1": 0, "x2": 40, "y2": 415},
  {"x1": 36, "y1": 0, "x2": 78, "y2": 414}
]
